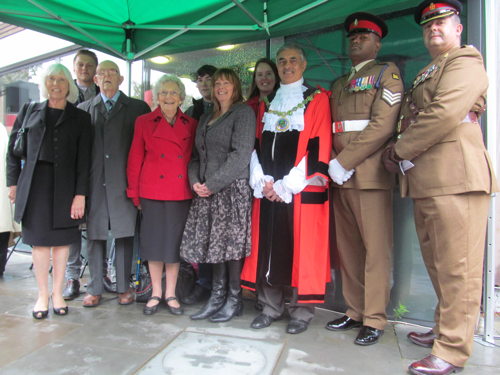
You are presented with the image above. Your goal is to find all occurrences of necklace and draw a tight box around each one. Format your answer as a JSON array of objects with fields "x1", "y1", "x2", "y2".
[{"x1": 264, "y1": 89, "x2": 321, "y2": 132}]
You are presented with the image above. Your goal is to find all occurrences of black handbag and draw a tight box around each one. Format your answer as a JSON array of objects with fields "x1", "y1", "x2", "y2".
[
  {"x1": 135, "y1": 260, "x2": 154, "y2": 303},
  {"x1": 12, "y1": 102, "x2": 35, "y2": 159}
]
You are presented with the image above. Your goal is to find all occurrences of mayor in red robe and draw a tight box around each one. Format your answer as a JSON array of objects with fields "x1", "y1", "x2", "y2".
[{"x1": 241, "y1": 43, "x2": 332, "y2": 335}]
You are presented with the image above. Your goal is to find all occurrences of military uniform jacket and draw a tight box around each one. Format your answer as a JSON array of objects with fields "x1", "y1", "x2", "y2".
[
  {"x1": 78, "y1": 92, "x2": 150, "y2": 240},
  {"x1": 394, "y1": 46, "x2": 498, "y2": 198},
  {"x1": 331, "y1": 60, "x2": 403, "y2": 190}
]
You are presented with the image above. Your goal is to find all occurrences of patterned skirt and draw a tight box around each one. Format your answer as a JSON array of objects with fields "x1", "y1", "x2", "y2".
[{"x1": 180, "y1": 179, "x2": 252, "y2": 263}]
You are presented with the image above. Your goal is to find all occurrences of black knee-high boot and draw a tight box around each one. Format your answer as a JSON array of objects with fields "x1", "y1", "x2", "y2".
[
  {"x1": 190, "y1": 262, "x2": 227, "y2": 320},
  {"x1": 209, "y1": 259, "x2": 243, "y2": 322}
]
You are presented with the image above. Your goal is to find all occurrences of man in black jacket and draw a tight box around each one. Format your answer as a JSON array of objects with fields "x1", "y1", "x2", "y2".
[{"x1": 185, "y1": 64, "x2": 216, "y2": 121}]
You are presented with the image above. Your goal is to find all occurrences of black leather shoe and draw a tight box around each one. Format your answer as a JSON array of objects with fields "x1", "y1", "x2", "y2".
[
  {"x1": 143, "y1": 296, "x2": 161, "y2": 316},
  {"x1": 181, "y1": 284, "x2": 210, "y2": 305},
  {"x1": 325, "y1": 315, "x2": 362, "y2": 331},
  {"x1": 354, "y1": 325, "x2": 384, "y2": 346},
  {"x1": 62, "y1": 279, "x2": 80, "y2": 300},
  {"x1": 103, "y1": 276, "x2": 117, "y2": 293},
  {"x1": 251, "y1": 314, "x2": 276, "y2": 329},
  {"x1": 165, "y1": 297, "x2": 184, "y2": 316},
  {"x1": 287, "y1": 319, "x2": 309, "y2": 334}
]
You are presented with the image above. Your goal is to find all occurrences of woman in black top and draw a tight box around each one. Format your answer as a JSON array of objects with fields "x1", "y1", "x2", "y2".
[{"x1": 7, "y1": 64, "x2": 91, "y2": 319}]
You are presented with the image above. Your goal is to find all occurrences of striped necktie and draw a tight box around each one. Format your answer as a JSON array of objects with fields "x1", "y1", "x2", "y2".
[{"x1": 106, "y1": 100, "x2": 114, "y2": 112}]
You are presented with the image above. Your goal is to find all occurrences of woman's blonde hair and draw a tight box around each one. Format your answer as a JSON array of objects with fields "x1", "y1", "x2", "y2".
[{"x1": 40, "y1": 63, "x2": 79, "y2": 104}]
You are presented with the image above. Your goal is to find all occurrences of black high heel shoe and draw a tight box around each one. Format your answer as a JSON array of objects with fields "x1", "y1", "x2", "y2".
[
  {"x1": 32, "y1": 309, "x2": 49, "y2": 320},
  {"x1": 53, "y1": 306, "x2": 69, "y2": 316}
]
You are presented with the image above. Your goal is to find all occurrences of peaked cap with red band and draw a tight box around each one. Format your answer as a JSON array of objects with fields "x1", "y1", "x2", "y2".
[
  {"x1": 415, "y1": 0, "x2": 462, "y2": 24},
  {"x1": 344, "y1": 12, "x2": 388, "y2": 39}
]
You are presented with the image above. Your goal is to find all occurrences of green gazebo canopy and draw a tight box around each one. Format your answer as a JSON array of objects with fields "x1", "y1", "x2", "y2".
[{"x1": 0, "y1": 0, "x2": 417, "y2": 61}]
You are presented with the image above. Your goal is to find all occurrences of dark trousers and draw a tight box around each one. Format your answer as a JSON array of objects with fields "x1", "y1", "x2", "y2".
[
  {"x1": 87, "y1": 237, "x2": 133, "y2": 295},
  {"x1": 0, "y1": 232, "x2": 9, "y2": 275},
  {"x1": 257, "y1": 282, "x2": 315, "y2": 322}
]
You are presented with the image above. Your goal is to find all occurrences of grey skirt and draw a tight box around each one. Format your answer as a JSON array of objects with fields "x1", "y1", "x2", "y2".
[{"x1": 180, "y1": 179, "x2": 252, "y2": 263}]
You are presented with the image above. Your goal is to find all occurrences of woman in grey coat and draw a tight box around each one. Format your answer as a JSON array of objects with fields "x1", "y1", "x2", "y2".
[{"x1": 180, "y1": 68, "x2": 255, "y2": 322}]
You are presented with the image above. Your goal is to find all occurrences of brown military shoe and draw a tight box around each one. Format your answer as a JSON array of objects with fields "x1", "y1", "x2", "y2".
[
  {"x1": 82, "y1": 293, "x2": 101, "y2": 308},
  {"x1": 408, "y1": 355, "x2": 462, "y2": 375},
  {"x1": 407, "y1": 329, "x2": 436, "y2": 348},
  {"x1": 118, "y1": 289, "x2": 135, "y2": 305}
]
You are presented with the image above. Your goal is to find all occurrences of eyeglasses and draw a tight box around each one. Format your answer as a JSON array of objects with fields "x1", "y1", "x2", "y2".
[
  {"x1": 159, "y1": 91, "x2": 180, "y2": 97},
  {"x1": 96, "y1": 69, "x2": 119, "y2": 76}
]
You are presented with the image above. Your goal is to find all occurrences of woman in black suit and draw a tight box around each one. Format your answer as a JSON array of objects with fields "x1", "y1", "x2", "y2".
[{"x1": 7, "y1": 63, "x2": 91, "y2": 319}]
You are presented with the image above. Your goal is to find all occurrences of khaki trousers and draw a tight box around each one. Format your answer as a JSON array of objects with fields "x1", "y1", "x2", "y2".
[
  {"x1": 333, "y1": 188, "x2": 393, "y2": 330},
  {"x1": 413, "y1": 192, "x2": 490, "y2": 367}
]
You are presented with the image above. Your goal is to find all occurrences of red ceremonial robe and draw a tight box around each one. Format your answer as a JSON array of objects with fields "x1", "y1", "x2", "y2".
[{"x1": 241, "y1": 86, "x2": 332, "y2": 303}]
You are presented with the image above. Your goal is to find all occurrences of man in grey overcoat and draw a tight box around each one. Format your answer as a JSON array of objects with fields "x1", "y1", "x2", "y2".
[{"x1": 79, "y1": 60, "x2": 150, "y2": 307}]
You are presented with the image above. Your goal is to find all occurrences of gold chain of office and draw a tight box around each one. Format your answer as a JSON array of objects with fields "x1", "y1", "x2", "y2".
[
  {"x1": 263, "y1": 89, "x2": 321, "y2": 117},
  {"x1": 264, "y1": 89, "x2": 321, "y2": 132}
]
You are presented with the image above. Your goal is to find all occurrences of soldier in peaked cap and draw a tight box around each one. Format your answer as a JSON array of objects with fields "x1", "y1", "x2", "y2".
[
  {"x1": 325, "y1": 12, "x2": 403, "y2": 346},
  {"x1": 383, "y1": 1, "x2": 497, "y2": 374}
]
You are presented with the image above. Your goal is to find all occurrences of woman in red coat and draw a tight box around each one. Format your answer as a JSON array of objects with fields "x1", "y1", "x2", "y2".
[{"x1": 127, "y1": 75, "x2": 197, "y2": 316}]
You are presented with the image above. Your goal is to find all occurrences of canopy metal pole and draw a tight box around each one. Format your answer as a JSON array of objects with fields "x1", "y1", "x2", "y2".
[
  {"x1": 127, "y1": 60, "x2": 132, "y2": 96},
  {"x1": 231, "y1": 0, "x2": 265, "y2": 29},
  {"x1": 134, "y1": 0, "x2": 248, "y2": 60},
  {"x1": 268, "y1": 0, "x2": 328, "y2": 28}
]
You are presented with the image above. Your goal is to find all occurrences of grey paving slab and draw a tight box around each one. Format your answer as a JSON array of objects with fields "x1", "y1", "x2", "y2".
[
  {"x1": 58, "y1": 308, "x2": 183, "y2": 353},
  {"x1": 0, "y1": 315, "x2": 80, "y2": 368},
  {"x1": 137, "y1": 331, "x2": 284, "y2": 375},
  {"x1": 0, "y1": 341, "x2": 149, "y2": 375},
  {"x1": 0, "y1": 253, "x2": 498, "y2": 375},
  {"x1": 275, "y1": 322, "x2": 407, "y2": 375}
]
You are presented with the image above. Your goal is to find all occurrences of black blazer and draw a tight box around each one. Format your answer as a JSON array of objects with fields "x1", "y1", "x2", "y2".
[{"x1": 7, "y1": 101, "x2": 92, "y2": 227}]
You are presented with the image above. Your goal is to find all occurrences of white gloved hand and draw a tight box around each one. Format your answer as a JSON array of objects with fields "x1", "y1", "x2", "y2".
[
  {"x1": 342, "y1": 168, "x2": 355, "y2": 183},
  {"x1": 329, "y1": 159, "x2": 349, "y2": 185}
]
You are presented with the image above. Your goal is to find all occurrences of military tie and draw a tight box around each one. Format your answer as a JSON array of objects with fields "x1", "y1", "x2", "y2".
[{"x1": 348, "y1": 67, "x2": 357, "y2": 80}]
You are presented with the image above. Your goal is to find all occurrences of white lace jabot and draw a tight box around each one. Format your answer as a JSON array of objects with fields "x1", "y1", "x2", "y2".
[{"x1": 263, "y1": 78, "x2": 307, "y2": 132}]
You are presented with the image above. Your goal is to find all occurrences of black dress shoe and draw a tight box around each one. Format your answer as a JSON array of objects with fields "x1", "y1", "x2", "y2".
[
  {"x1": 181, "y1": 284, "x2": 210, "y2": 305},
  {"x1": 143, "y1": 296, "x2": 161, "y2": 316},
  {"x1": 165, "y1": 297, "x2": 184, "y2": 316},
  {"x1": 409, "y1": 354, "x2": 462, "y2": 375},
  {"x1": 287, "y1": 319, "x2": 309, "y2": 334},
  {"x1": 103, "y1": 276, "x2": 117, "y2": 293},
  {"x1": 251, "y1": 314, "x2": 276, "y2": 329},
  {"x1": 325, "y1": 315, "x2": 362, "y2": 331},
  {"x1": 62, "y1": 279, "x2": 80, "y2": 300},
  {"x1": 354, "y1": 325, "x2": 384, "y2": 346}
]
